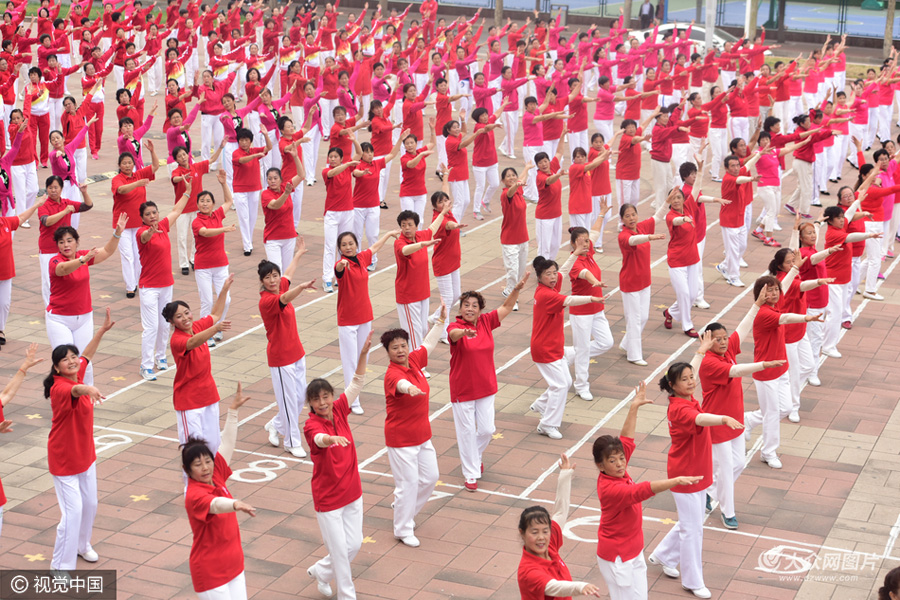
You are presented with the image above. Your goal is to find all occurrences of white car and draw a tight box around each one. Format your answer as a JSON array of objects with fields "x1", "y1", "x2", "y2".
[{"x1": 636, "y1": 24, "x2": 767, "y2": 55}]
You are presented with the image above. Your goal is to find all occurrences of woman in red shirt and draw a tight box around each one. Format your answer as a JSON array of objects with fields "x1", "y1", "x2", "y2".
[
  {"x1": 429, "y1": 172, "x2": 467, "y2": 341},
  {"x1": 797, "y1": 221, "x2": 838, "y2": 387},
  {"x1": 367, "y1": 93, "x2": 401, "y2": 209},
  {"x1": 471, "y1": 103, "x2": 506, "y2": 220},
  {"x1": 593, "y1": 383, "x2": 701, "y2": 597},
  {"x1": 45, "y1": 308, "x2": 114, "y2": 571},
  {"x1": 183, "y1": 384, "x2": 257, "y2": 600},
  {"x1": 662, "y1": 186, "x2": 702, "y2": 338},
  {"x1": 530, "y1": 253, "x2": 603, "y2": 440},
  {"x1": 136, "y1": 184, "x2": 191, "y2": 381},
  {"x1": 163, "y1": 275, "x2": 233, "y2": 457},
  {"x1": 566, "y1": 214, "x2": 614, "y2": 401},
  {"x1": 744, "y1": 275, "x2": 823, "y2": 469},
  {"x1": 500, "y1": 165, "x2": 532, "y2": 303},
  {"x1": 0, "y1": 183, "x2": 43, "y2": 332},
  {"x1": 448, "y1": 278, "x2": 526, "y2": 491},
  {"x1": 399, "y1": 122, "x2": 436, "y2": 230},
  {"x1": 334, "y1": 228, "x2": 399, "y2": 413},
  {"x1": 535, "y1": 144, "x2": 567, "y2": 261},
  {"x1": 261, "y1": 145, "x2": 304, "y2": 270},
  {"x1": 46, "y1": 219, "x2": 126, "y2": 387},
  {"x1": 351, "y1": 134, "x2": 403, "y2": 267},
  {"x1": 322, "y1": 147, "x2": 360, "y2": 293},
  {"x1": 617, "y1": 201, "x2": 667, "y2": 366},
  {"x1": 442, "y1": 115, "x2": 477, "y2": 220},
  {"x1": 381, "y1": 308, "x2": 447, "y2": 548},
  {"x1": 517, "y1": 454, "x2": 602, "y2": 598},
  {"x1": 304, "y1": 338, "x2": 372, "y2": 599},
  {"x1": 649, "y1": 362, "x2": 742, "y2": 599}
]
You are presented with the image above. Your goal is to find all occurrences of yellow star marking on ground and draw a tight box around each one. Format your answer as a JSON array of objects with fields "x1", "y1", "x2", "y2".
[
  {"x1": 25, "y1": 414, "x2": 42, "y2": 420},
  {"x1": 91, "y1": 236, "x2": 102, "y2": 239},
  {"x1": 29, "y1": 320, "x2": 41, "y2": 325},
  {"x1": 365, "y1": 368, "x2": 374, "y2": 373},
  {"x1": 130, "y1": 495, "x2": 149, "y2": 502},
  {"x1": 24, "y1": 554, "x2": 46, "y2": 562},
  {"x1": 655, "y1": 304, "x2": 668, "y2": 309},
  {"x1": 435, "y1": 480, "x2": 445, "y2": 486},
  {"x1": 361, "y1": 536, "x2": 376, "y2": 544},
  {"x1": 111, "y1": 376, "x2": 126, "y2": 381},
  {"x1": 316, "y1": 218, "x2": 323, "y2": 221},
  {"x1": 709, "y1": 262, "x2": 720, "y2": 267},
  {"x1": 590, "y1": 359, "x2": 598, "y2": 364},
  {"x1": 99, "y1": 294, "x2": 112, "y2": 299},
  {"x1": 250, "y1": 315, "x2": 261, "y2": 319},
  {"x1": 29, "y1": 254, "x2": 38, "y2": 258},
  {"x1": 660, "y1": 518, "x2": 677, "y2": 525},
  {"x1": 305, "y1": 289, "x2": 316, "y2": 293},
  {"x1": 492, "y1": 432, "x2": 503, "y2": 440}
]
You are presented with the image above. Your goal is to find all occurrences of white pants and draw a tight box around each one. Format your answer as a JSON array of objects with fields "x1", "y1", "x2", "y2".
[
  {"x1": 176, "y1": 403, "x2": 221, "y2": 456},
  {"x1": 846, "y1": 256, "x2": 862, "y2": 320},
  {"x1": 46, "y1": 311, "x2": 95, "y2": 385},
  {"x1": 449, "y1": 180, "x2": 471, "y2": 221},
  {"x1": 354, "y1": 206, "x2": 380, "y2": 262},
  {"x1": 568, "y1": 129, "x2": 588, "y2": 158},
  {"x1": 653, "y1": 490, "x2": 706, "y2": 591},
  {"x1": 269, "y1": 357, "x2": 306, "y2": 451},
  {"x1": 397, "y1": 299, "x2": 429, "y2": 349},
  {"x1": 848, "y1": 123, "x2": 866, "y2": 167},
  {"x1": 147, "y1": 57, "x2": 164, "y2": 94},
  {"x1": 523, "y1": 146, "x2": 540, "y2": 200},
  {"x1": 745, "y1": 372, "x2": 791, "y2": 461},
  {"x1": 879, "y1": 104, "x2": 892, "y2": 142},
  {"x1": 502, "y1": 111, "x2": 519, "y2": 157},
  {"x1": 339, "y1": 322, "x2": 372, "y2": 402},
  {"x1": 830, "y1": 134, "x2": 850, "y2": 180},
  {"x1": 695, "y1": 238, "x2": 707, "y2": 302},
  {"x1": 139, "y1": 286, "x2": 173, "y2": 370},
  {"x1": 222, "y1": 141, "x2": 239, "y2": 189},
  {"x1": 113, "y1": 64, "x2": 125, "y2": 89},
  {"x1": 709, "y1": 436, "x2": 744, "y2": 519},
  {"x1": 11, "y1": 162, "x2": 37, "y2": 218},
  {"x1": 689, "y1": 136, "x2": 707, "y2": 168},
  {"x1": 197, "y1": 572, "x2": 247, "y2": 600},
  {"x1": 786, "y1": 159, "x2": 813, "y2": 216},
  {"x1": 313, "y1": 497, "x2": 363, "y2": 600},
  {"x1": 534, "y1": 359, "x2": 572, "y2": 429},
  {"x1": 569, "y1": 213, "x2": 592, "y2": 230},
  {"x1": 451, "y1": 396, "x2": 496, "y2": 483},
  {"x1": 708, "y1": 128, "x2": 726, "y2": 179},
  {"x1": 323, "y1": 210, "x2": 354, "y2": 283},
  {"x1": 720, "y1": 226, "x2": 745, "y2": 281},
  {"x1": 536, "y1": 217, "x2": 562, "y2": 260},
  {"x1": 320, "y1": 97, "x2": 339, "y2": 136},
  {"x1": 388, "y1": 440, "x2": 439, "y2": 538},
  {"x1": 823, "y1": 283, "x2": 849, "y2": 352},
  {"x1": 864, "y1": 220, "x2": 884, "y2": 293},
  {"x1": 616, "y1": 179, "x2": 640, "y2": 207},
  {"x1": 176, "y1": 211, "x2": 197, "y2": 269},
  {"x1": 730, "y1": 116, "x2": 749, "y2": 143},
  {"x1": 264, "y1": 237, "x2": 296, "y2": 271},
  {"x1": 195, "y1": 266, "x2": 231, "y2": 319},
  {"x1": 621, "y1": 287, "x2": 650, "y2": 362},
  {"x1": 885, "y1": 208, "x2": 900, "y2": 256},
  {"x1": 672, "y1": 143, "x2": 690, "y2": 176},
  {"x1": 785, "y1": 339, "x2": 813, "y2": 415},
  {"x1": 399, "y1": 195, "x2": 427, "y2": 231},
  {"x1": 303, "y1": 125, "x2": 322, "y2": 185},
  {"x1": 544, "y1": 138, "x2": 562, "y2": 166},
  {"x1": 757, "y1": 186, "x2": 779, "y2": 233},
  {"x1": 594, "y1": 120, "x2": 614, "y2": 146},
  {"x1": 667, "y1": 262, "x2": 701, "y2": 331},
  {"x1": 116, "y1": 227, "x2": 142, "y2": 292},
  {"x1": 596, "y1": 553, "x2": 648, "y2": 600},
  {"x1": 51, "y1": 462, "x2": 98, "y2": 570},
  {"x1": 569, "y1": 312, "x2": 613, "y2": 393},
  {"x1": 0, "y1": 278, "x2": 9, "y2": 331},
  {"x1": 434, "y1": 270, "x2": 461, "y2": 340},
  {"x1": 593, "y1": 197, "x2": 613, "y2": 250},
  {"x1": 232, "y1": 191, "x2": 260, "y2": 252},
  {"x1": 201, "y1": 114, "x2": 225, "y2": 169},
  {"x1": 376, "y1": 155, "x2": 392, "y2": 205},
  {"x1": 805, "y1": 306, "x2": 825, "y2": 379},
  {"x1": 473, "y1": 164, "x2": 500, "y2": 214},
  {"x1": 502, "y1": 242, "x2": 529, "y2": 296}
]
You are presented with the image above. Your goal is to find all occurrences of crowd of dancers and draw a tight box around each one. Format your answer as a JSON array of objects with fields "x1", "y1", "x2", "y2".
[{"x1": 0, "y1": 0, "x2": 897, "y2": 598}]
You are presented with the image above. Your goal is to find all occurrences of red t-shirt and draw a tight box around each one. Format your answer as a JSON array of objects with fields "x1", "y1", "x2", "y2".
[
  {"x1": 445, "y1": 134, "x2": 469, "y2": 182},
  {"x1": 472, "y1": 117, "x2": 498, "y2": 167},
  {"x1": 335, "y1": 249, "x2": 374, "y2": 326},
  {"x1": 616, "y1": 131, "x2": 642, "y2": 181},
  {"x1": 0, "y1": 217, "x2": 17, "y2": 279},
  {"x1": 261, "y1": 185, "x2": 296, "y2": 242},
  {"x1": 698, "y1": 334, "x2": 744, "y2": 444},
  {"x1": 500, "y1": 187, "x2": 529, "y2": 245},
  {"x1": 595, "y1": 436, "x2": 655, "y2": 562},
  {"x1": 825, "y1": 226, "x2": 852, "y2": 285},
  {"x1": 393, "y1": 231, "x2": 432, "y2": 304},
  {"x1": 536, "y1": 158, "x2": 562, "y2": 220},
  {"x1": 232, "y1": 146, "x2": 264, "y2": 192},
  {"x1": 259, "y1": 277, "x2": 306, "y2": 367},
  {"x1": 112, "y1": 166, "x2": 155, "y2": 228},
  {"x1": 303, "y1": 393, "x2": 362, "y2": 511},
  {"x1": 38, "y1": 199, "x2": 80, "y2": 254},
  {"x1": 170, "y1": 315, "x2": 221, "y2": 410},
  {"x1": 568, "y1": 162, "x2": 592, "y2": 215},
  {"x1": 588, "y1": 146, "x2": 611, "y2": 196},
  {"x1": 432, "y1": 211, "x2": 461, "y2": 277},
  {"x1": 323, "y1": 166, "x2": 354, "y2": 212},
  {"x1": 383, "y1": 347, "x2": 432, "y2": 447},
  {"x1": 799, "y1": 245, "x2": 827, "y2": 309},
  {"x1": 617, "y1": 219, "x2": 655, "y2": 293},
  {"x1": 447, "y1": 310, "x2": 501, "y2": 402},
  {"x1": 352, "y1": 158, "x2": 385, "y2": 208},
  {"x1": 752, "y1": 305, "x2": 789, "y2": 381},
  {"x1": 185, "y1": 453, "x2": 243, "y2": 593},
  {"x1": 192, "y1": 207, "x2": 229, "y2": 270},
  {"x1": 569, "y1": 253, "x2": 603, "y2": 315},
  {"x1": 329, "y1": 123, "x2": 354, "y2": 162},
  {"x1": 172, "y1": 160, "x2": 210, "y2": 213},
  {"x1": 48, "y1": 358, "x2": 96, "y2": 476},
  {"x1": 666, "y1": 395, "x2": 712, "y2": 493},
  {"x1": 137, "y1": 219, "x2": 175, "y2": 288},
  {"x1": 47, "y1": 251, "x2": 94, "y2": 315},
  {"x1": 400, "y1": 149, "x2": 428, "y2": 196},
  {"x1": 666, "y1": 209, "x2": 699, "y2": 268},
  {"x1": 719, "y1": 171, "x2": 748, "y2": 228},
  {"x1": 517, "y1": 520, "x2": 572, "y2": 600},
  {"x1": 776, "y1": 271, "x2": 807, "y2": 344},
  {"x1": 531, "y1": 276, "x2": 566, "y2": 364}
]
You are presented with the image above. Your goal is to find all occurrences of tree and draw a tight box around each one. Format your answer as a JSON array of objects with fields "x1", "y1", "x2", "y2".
[
  {"x1": 887, "y1": 0, "x2": 896, "y2": 60},
  {"x1": 746, "y1": 0, "x2": 760, "y2": 37},
  {"x1": 623, "y1": 0, "x2": 633, "y2": 28},
  {"x1": 495, "y1": 0, "x2": 504, "y2": 27}
]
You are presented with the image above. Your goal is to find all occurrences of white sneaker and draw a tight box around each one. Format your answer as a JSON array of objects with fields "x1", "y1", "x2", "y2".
[
  {"x1": 763, "y1": 455, "x2": 783, "y2": 469},
  {"x1": 536, "y1": 424, "x2": 562, "y2": 439},
  {"x1": 439, "y1": 337, "x2": 450, "y2": 345},
  {"x1": 740, "y1": 259, "x2": 749, "y2": 268},
  {"x1": 863, "y1": 291, "x2": 884, "y2": 300},
  {"x1": 628, "y1": 358, "x2": 648, "y2": 366},
  {"x1": 20, "y1": 220, "x2": 30, "y2": 229},
  {"x1": 307, "y1": 565, "x2": 333, "y2": 597},
  {"x1": 730, "y1": 278, "x2": 746, "y2": 288},
  {"x1": 397, "y1": 535, "x2": 420, "y2": 547},
  {"x1": 693, "y1": 299, "x2": 710, "y2": 309},
  {"x1": 821, "y1": 347, "x2": 842, "y2": 359},
  {"x1": 78, "y1": 547, "x2": 99, "y2": 562},
  {"x1": 264, "y1": 420, "x2": 280, "y2": 447},
  {"x1": 351, "y1": 405, "x2": 365, "y2": 415},
  {"x1": 513, "y1": 301, "x2": 519, "y2": 311},
  {"x1": 807, "y1": 375, "x2": 821, "y2": 387},
  {"x1": 140, "y1": 368, "x2": 157, "y2": 381},
  {"x1": 683, "y1": 586, "x2": 712, "y2": 599},
  {"x1": 422, "y1": 369, "x2": 431, "y2": 379},
  {"x1": 287, "y1": 446, "x2": 307, "y2": 458},
  {"x1": 577, "y1": 390, "x2": 593, "y2": 401},
  {"x1": 648, "y1": 553, "x2": 679, "y2": 578},
  {"x1": 788, "y1": 411, "x2": 800, "y2": 423},
  {"x1": 773, "y1": 222, "x2": 783, "y2": 231},
  {"x1": 206, "y1": 338, "x2": 216, "y2": 348}
]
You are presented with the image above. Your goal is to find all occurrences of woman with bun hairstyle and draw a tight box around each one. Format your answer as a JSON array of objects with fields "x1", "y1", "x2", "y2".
[
  {"x1": 648, "y1": 362, "x2": 743, "y2": 600},
  {"x1": 565, "y1": 211, "x2": 613, "y2": 401},
  {"x1": 304, "y1": 335, "x2": 372, "y2": 599},
  {"x1": 743, "y1": 275, "x2": 824, "y2": 469},
  {"x1": 530, "y1": 252, "x2": 604, "y2": 440},
  {"x1": 500, "y1": 164, "x2": 533, "y2": 308},
  {"x1": 593, "y1": 382, "x2": 702, "y2": 600},
  {"x1": 878, "y1": 566, "x2": 900, "y2": 600},
  {"x1": 517, "y1": 454, "x2": 603, "y2": 599},
  {"x1": 183, "y1": 383, "x2": 256, "y2": 600},
  {"x1": 617, "y1": 201, "x2": 668, "y2": 366}
]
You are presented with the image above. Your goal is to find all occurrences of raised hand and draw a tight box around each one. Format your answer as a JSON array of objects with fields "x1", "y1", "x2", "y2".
[{"x1": 230, "y1": 381, "x2": 251, "y2": 411}]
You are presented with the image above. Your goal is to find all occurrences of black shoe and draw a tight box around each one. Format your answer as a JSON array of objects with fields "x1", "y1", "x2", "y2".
[
  {"x1": 243, "y1": 250, "x2": 252, "y2": 256},
  {"x1": 820, "y1": 191, "x2": 831, "y2": 196},
  {"x1": 380, "y1": 201, "x2": 389, "y2": 210},
  {"x1": 126, "y1": 289, "x2": 136, "y2": 298},
  {"x1": 435, "y1": 170, "x2": 444, "y2": 181},
  {"x1": 0, "y1": 331, "x2": 6, "y2": 345},
  {"x1": 181, "y1": 267, "x2": 190, "y2": 275}
]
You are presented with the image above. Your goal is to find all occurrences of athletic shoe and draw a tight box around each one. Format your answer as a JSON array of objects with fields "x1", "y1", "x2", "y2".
[
  {"x1": 693, "y1": 299, "x2": 710, "y2": 309},
  {"x1": 807, "y1": 375, "x2": 821, "y2": 386},
  {"x1": 140, "y1": 368, "x2": 157, "y2": 381},
  {"x1": 350, "y1": 405, "x2": 365, "y2": 415},
  {"x1": 367, "y1": 263, "x2": 377, "y2": 272},
  {"x1": 422, "y1": 369, "x2": 431, "y2": 379},
  {"x1": 800, "y1": 213, "x2": 813, "y2": 219},
  {"x1": 863, "y1": 291, "x2": 885, "y2": 300},
  {"x1": 773, "y1": 222, "x2": 783, "y2": 231},
  {"x1": 788, "y1": 410, "x2": 800, "y2": 423},
  {"x1": 763, "y1": 455, "x2": 783, "y2": 469},
  {"x1": 91, "y1": 152, "x2": 99, "y2": 160},
  {"x1": 465, "y1": 480, "x2": 477, "y2": 492},
  {"x1": 683, "y1": 586, "x2": 712, "y2": 599},
  {"x1": 307, "y1": 565, "x2": 333, "y2": 597},
  {"x1": 264, "y1": 420, "x2": 280, "y2": 446},
  {"x1": 577, "y1": 390, "x2": 593, "y2": 401},
  {"x1": 78, "y1": 547, "x2": 99, "y2": 563},
  {"x1": 181, "y1": 267, "x2": 190, "y2": 275},
  {"x1": 842, "y1": 321, "x2": 852, "y2": 330},
  {"x1": 711, "y1": 177, "x2": 722, "y2": 182},
  {"x1": 482, "y1": 203, "x2": 492, "y2": 214},
  {"x1": 324, "y1": 282, "x2": 334, "y2": 293},
  {"x1": 513, "y1": 301, "x2": 519, "y2": 311},
  {"x1": 508, "y1": 154, "x2": 517, "y2": 160},
  {"x1": 705, "y1": 494, "x2": 712, "y2": 513},
  {"x1": 715, "y1": 262, "x2": 729, "y2": 281},
  {"x1": 879, "y1": 272, "x2": 886, "y2": 280},
  {"x1": 473, "y1": 212, "x2": 484, "y2": 221},
  {"x1": 751, "y1": 229, "x2": 766, "y2": 241},
  {"x1": 784, "y1": 204, "x2": 797, "y2": 215},
  {"x1": 648, "y1": 553, "x2": 680, "y2": 578},
  {"x1": 435, "y1": 170, "x2": 443, "y2": 181},
  {"x1": 536, "y1": 424, "x2": 562, "y2": 439},
  {"x1": 729, "y1": 278, "x2": 746, "y2": 288},
  {"x1": 628, "y1": 358, "x2": 648, "y2": 366},
  {"x1": 397, "y1": 535, "x2": 420, "y2": 547},
  {"x1": 206, "y1": 338, "x2": 216, "y2": 348},
  {"x1": 740, "y1": 258, "x2": 749, "y2": 268},
  {"x1": 20, "y1": 220, "x2": 30, "y2": 228},
  {"x1": 822, "y1": 347, "x2": 842, "y2": 359},
  {"x1": 156, "y1": 359, "x2": 169, "y2": 371},
  {"x1": 764, "y1": 237, "x2": 781, "y2": 247},
  {"x1": 126, "y1": 289, "x2": 136, "y2": 298},
  {"x1": 721, "y1": 514, "x2": 739, "y2": 530},
  {"x1": 287, "y1": 446, "x2": 307, "y2": 458}
]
